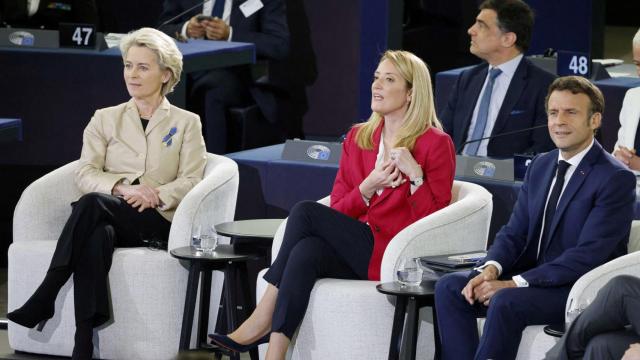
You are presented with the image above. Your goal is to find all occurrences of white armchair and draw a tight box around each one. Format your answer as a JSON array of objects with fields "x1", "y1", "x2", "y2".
[
  {"x1": 8, "y1": 153, "x2": 239, "y2": 360},
  {"x1": 256, "y1": 180, "x2": 493, "y2": 359},
  {"x1": 514, "y1": 220, "x2": 640, "y2": 359}
]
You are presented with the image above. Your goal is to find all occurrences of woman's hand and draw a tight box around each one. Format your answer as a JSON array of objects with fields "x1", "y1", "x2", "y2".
[
  {"x1": 359, "y1": 160, "x2": 404, "y2": 200},
  {"x1": 113, "y1": 184, "x2": 161, "y2": 212},
  {"x1": 623, "y1": 343, "x2": 640, "y2": 360},
  {"x1": 389, "y1": 147, "x2": 423, "y2": 179},
  {"x1": 614, "y1": 146, "x2": 640, "y2": 171}
]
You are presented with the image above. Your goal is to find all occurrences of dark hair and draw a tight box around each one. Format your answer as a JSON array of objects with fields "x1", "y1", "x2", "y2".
[
  {"x1": 545, "y1": 76, "x2": 605, "y2": 116},
  {"x1": 479, "y1": 0, "x2": 534, "y2": 53}
]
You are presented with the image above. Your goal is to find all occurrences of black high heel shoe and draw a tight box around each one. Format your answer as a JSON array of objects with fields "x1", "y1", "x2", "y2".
[
  {"x1": 7, "y1": 268, "x2": 70, "y2": 332},
  {"x1": 208, "y1": 333, "x2": 270, "y2": 353},
  {"x1": 7, "y1": 303, "x2": 54, "y2": 331}
]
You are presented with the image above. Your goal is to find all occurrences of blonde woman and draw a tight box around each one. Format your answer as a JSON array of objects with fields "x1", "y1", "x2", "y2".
[
  {"x1": 7, "y1": 28, "x2": 206, "y2": 359},
  {"x1": 209, "y1": 50, "x2": 456, "y2": 359}
]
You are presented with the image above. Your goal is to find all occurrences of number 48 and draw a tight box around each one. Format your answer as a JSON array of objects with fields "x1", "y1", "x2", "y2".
[
  {"x1": 569, "y1": 55, "x2": 589, "y2": 75},
  {"x1": 72, "y1": 27, "x2": 93, "y2": 46}
]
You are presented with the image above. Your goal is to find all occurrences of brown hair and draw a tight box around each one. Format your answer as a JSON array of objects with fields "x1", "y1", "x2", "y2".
[{"x1": 545, "y1": 76, "x2": 605, "y2": 117}]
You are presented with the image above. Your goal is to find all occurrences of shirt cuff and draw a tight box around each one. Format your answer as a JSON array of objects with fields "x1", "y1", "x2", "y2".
[
  {"x1": 474, "y1": 260, "x2": 502, "y2": 276},
  {"x1": 227, "y1": 26, "x2": 233, "y2": 41},
  {"x1": 512, "y1": 275, "x2": 529, "y2": 287},
  {"x1": 181, "y1": 21, "x2": 189, "y2": 39}
]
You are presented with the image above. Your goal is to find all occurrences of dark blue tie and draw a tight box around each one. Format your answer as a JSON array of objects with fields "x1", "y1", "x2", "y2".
[
  {"x1": 465, "y1": 67, "x2": 502, "y2": 155},
  {"x1": 211, "y1": 0, "x2": 225, "y2": 18},
  {"x1": 538, "y1": 160, "x2": 571, "y2": 259}
]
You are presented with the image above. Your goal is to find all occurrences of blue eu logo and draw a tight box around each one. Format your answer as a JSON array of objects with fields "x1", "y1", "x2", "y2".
[{"x1": 306, "y1": 145, "x2": 331, "y2": 161}]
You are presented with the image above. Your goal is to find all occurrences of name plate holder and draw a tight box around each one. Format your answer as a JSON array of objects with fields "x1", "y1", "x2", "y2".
[
  {"x1": 0, "y1": 26, "x2": 107, "y2": 50},
  {"x1": 281, "y1": 139, "x2": 342, "y2": 165},
  {"x1": 455, "y1": 155, "x2": 514, "y2": 182}
]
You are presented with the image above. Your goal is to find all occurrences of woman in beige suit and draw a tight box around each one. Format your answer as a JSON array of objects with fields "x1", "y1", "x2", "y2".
[{"x1": 7, "y1": 28, "x2": 206, "y2": 359}]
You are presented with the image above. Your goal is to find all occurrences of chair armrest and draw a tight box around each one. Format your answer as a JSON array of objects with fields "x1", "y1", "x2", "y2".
[
  {"x1": 13, "y1": 161, "x2": 82, "y2": 243},
  {"x1": 168, "y1": 155, "x2": 239, "y2": 250},
  {"x1": 379, "y1": 182, "x2": 492, "y2": 282},
  {"x1": 566, "y1": 250, "x2": 640, "y2": 317}
]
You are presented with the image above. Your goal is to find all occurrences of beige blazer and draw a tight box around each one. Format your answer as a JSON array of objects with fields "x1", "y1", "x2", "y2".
[{"x1": 75, "y1": 98, "x2": 207, "y2": 221}]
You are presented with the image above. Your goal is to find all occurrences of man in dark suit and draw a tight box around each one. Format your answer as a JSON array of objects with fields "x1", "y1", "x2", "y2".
[
  {"x1": 434, "y1": 76, "x2": 637, "y2": 360},
  {"x1": 0, "y1": 0, "x2": 98, "y2": 29},
  {"x1": 439, "y1": 0, "x2": 555, "y2": 157},
  {"x1": 159, "y1": 0, "x2": 289, "y2": 153}
]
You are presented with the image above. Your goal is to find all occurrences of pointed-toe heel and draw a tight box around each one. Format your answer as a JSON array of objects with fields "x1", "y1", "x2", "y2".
[
  {"x1": 7, "y1": 305, "x2": 54, "y2": 331},
  {"x1": 208, "y1": 333, "x2": 270, "y2": 353}
]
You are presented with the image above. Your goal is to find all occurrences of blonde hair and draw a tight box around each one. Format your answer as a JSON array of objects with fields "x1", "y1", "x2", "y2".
[
  {"x1": 120, "y1": 27, "x2": 183, "y2": 96},
  {"x1": 354, "y1": 50, "x2": 442, "y2": 150}
]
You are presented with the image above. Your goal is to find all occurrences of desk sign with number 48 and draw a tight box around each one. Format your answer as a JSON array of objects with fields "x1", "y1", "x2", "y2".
[{"x1": 557, "y1": 50, "x2": 591, "y2": 78}]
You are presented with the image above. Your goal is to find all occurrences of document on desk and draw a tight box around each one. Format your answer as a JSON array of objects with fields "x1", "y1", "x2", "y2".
[{"x1": 420, "y1": 250, "x2": 487, "y2": 271}]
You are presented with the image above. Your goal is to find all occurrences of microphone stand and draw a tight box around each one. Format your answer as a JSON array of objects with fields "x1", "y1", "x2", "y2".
[{"x1": 457, "y1": 124, "x2": 548, "y2": 154}]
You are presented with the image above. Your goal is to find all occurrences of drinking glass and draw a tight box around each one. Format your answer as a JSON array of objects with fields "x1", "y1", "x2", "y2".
[
  {"x1": 191, "y1": 223, "x2": 202, "y2": 251},
  {"x1": 200, "y1": 225, "x2": 219, "y2": 253},
  {"x1": 396, "y1": 257, "x2": 423, "y2": 286}
]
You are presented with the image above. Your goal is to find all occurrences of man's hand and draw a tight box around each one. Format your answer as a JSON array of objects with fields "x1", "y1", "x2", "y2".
[
  {"x1": 623, "y1": 343, "x2": 640, "y2": 360},
  {"x1": 113, "y1": 184, "x2": 161, "y2": 212},
  {"x1": 186, "y1": 16, "x2": 206, "y2": 38},
  {"x1": 461, "y1": 265, "x2": 504, "y2": 305},
  {"x1": 202, "y1": 17, "x2": 230, "y2": 40}
]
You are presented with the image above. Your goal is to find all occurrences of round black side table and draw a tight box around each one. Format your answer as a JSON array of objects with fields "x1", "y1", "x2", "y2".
[
  {"x1": 171, "y1": 245, "x2": 257, "y2": 360},
  {"x1": 377, "y1": 280, "x2": 441, "y2": 360}
]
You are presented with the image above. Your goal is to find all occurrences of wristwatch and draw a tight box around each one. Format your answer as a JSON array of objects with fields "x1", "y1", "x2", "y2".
[{"x1": 409, "y1": 176, "x2": 424, "y2": 186}]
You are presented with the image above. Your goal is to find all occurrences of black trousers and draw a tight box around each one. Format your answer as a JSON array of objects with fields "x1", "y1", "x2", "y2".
[
  {"x1": 263, "y1": 201, "x2": 374, "y2": 338},
  {"x1": 545, "y1": 275, "x2": 640, "y2": 360},
  {"x1": 189, "y1": 67, "x2": 252, "y2": 154},
  {"x1": 48, "y1": 192, "x2": 171, "y2": 326}
]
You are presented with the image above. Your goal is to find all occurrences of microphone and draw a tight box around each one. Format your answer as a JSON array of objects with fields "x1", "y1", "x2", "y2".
[
  {"x1": 159, "y1": 0, "x2": 212, "y2": 29},
  {"x1": 457, "y1": 124, "x2": 548, "y2": 154}
]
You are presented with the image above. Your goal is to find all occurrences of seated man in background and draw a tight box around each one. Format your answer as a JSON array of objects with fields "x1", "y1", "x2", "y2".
[
  {"x1": 435, "y1": 76, "x2": 636, "y2": 360},
  {"x1": 439, "y1": 0, "x2": 555, "y2": 157},
  {"x1": 159, "y1": 0, "x2": 289, "y2": 154},
  {"x1": 613, "y1": 27, "x2": 640, "y2": 171},
  {"x1": 0, "y1": 0, "x2": 98, "y2": 30},
  {"x1": 545, "y1": 275, "x2": 640, "y2": 360}
]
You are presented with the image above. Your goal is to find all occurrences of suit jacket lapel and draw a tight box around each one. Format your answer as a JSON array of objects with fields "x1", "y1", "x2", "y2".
[
  {"x1": 543, "y1": 142, "x2": 601, "y2": 253},
  {"x1": 121, "y1": 99, "x2": 147, "y2": 155},
  {"x1": 491, "y1": 58, "x2": 527, "y2": 136},
  {"x1": 145, "y1": 98, "x2": 170, "y2": 135},
  {"x1": 529, "y1": 151, "x2": 557, "y2": 245},
  {"x1": 368, "y1": 122, "x2": 394, "y2": 206}
]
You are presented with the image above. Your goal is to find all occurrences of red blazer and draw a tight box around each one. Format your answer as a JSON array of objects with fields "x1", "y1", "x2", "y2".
[{"x1": 330, "y1": 122, "x2": 456, "y2": 280}]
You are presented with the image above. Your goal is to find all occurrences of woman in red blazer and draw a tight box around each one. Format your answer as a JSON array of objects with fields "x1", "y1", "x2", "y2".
[{"x1": 209, "y1": 50, "x2": 456, "y2": 359}]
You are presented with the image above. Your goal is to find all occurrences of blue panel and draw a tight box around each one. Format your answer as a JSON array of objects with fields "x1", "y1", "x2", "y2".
[
  {"x1": 358, "y1": 0, "x2": 389, "y2": 122},
  {"x1": 526, "y1": 0, "x2": 592, "y2": 55}
]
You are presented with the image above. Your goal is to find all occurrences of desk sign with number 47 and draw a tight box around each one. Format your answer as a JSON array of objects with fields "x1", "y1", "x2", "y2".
[
  {"x1": 557, "y1": 50, "x2": 591, "y2": 78},
  {"x1": 59, "y1": 23, "x2": 97, "y2": 49}
]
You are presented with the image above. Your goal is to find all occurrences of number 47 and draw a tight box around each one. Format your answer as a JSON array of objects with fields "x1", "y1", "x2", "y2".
[{"x1": 72, "y1": 27, "x2": 93, "y2": 46}]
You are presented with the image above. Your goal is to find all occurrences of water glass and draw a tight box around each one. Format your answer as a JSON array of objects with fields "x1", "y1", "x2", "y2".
[
  {"x1": 396, "y1": 257, "x2": 423, "y2": 287},
  {"x1": 191, "y1": 223, "x2": 202, "y2": 251},
  {"x1": 200, "y1": 226, "x2": 219, "y2": 253}
]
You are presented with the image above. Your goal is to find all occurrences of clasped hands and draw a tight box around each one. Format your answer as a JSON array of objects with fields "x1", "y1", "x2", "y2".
[
  {"x1": 187, "y1": 15, "x2": 230, "y2": 40},
  {"x1": 461, "y1": 265, "x2": 516, "y2": 306},
  {"x1": 359, "y1": 147, "x2": 423, "y2": 200},
  {"x1": 613, "y1": 145, "x2": 640, "y2": 171},
  {"x1": 113, "y1": 183, "x2": 161, "y2": 212}
]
